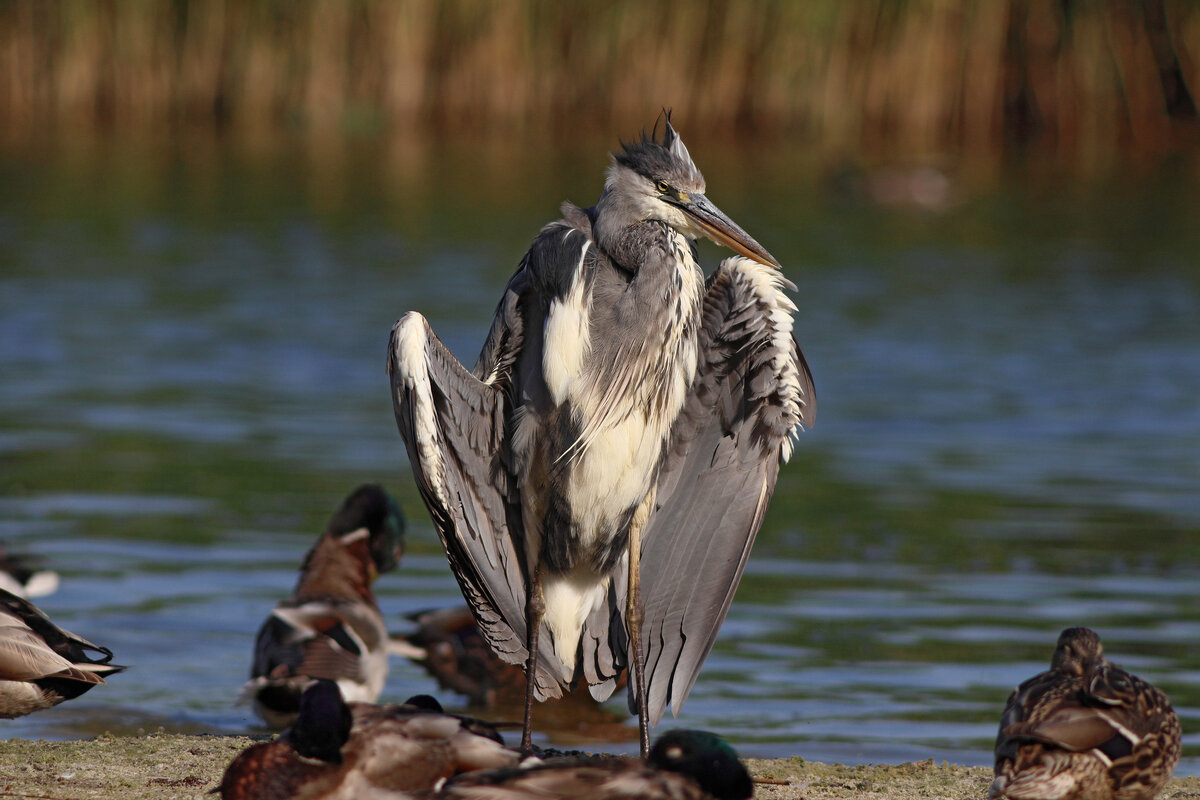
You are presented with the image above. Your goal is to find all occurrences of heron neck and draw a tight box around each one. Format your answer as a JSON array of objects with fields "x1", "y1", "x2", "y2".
[{"x1": 590, "y1": 188, "x2": 679, "y2": 273}]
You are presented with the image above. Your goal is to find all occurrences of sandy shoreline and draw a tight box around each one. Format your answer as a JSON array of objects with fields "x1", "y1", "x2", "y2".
[{"x1": 0, "y1": 734, "x2": 1197, "y2": 800}]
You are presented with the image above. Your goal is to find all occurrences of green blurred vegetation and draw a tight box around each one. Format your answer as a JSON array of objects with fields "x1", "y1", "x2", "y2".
[
  {"x1": 1, "y1": 0, "x2": 1198, "y2": 169},
  {"x1": 0, "y1": 426, "x2": 384, "y2": 544},
  {"x1": 765, "y1": 449, "x2": 1200, "y2": 574}
]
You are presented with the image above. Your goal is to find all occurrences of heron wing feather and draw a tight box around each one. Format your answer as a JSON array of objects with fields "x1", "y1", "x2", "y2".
[
  {"x1": 631, "y1": 256, "x2": 814, "y2": 725},
  {"x1": 387, "y1": 305, "x2": 534, "y2": 673}
]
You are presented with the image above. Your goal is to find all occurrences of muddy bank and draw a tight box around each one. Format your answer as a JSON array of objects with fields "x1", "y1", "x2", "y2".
[{"x1": 1, "y1": 734, "x2": 1198, "y2": 800}]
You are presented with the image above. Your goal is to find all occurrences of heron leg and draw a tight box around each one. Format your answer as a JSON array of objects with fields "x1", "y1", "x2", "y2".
[
  {"x1": 521, "y1": 559, "x2": 545, "y2": 752},
  {"x1": 627, "y1": 510, "x2": 651, "y2": 758}
]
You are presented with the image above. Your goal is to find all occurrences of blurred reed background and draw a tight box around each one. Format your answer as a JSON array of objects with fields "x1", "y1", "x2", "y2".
[{"x1": 1, "y1": 0, "x2": 1198, "y2": 168}]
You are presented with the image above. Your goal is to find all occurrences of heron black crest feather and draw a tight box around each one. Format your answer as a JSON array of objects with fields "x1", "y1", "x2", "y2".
[{"x1": 614, "y1": 111, "x2": 703, "y2": 188}]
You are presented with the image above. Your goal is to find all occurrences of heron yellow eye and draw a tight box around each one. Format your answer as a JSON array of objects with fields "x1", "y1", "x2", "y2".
[{"x1": 656, "y1": 181, "x2": 670, "y2": 194}]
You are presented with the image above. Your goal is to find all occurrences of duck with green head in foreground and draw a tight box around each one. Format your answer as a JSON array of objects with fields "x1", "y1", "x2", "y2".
[
  {"x1": 240, "y1": 484, "x2": 405, "y2": 729},
  {"x1": 0, "y1": 588, "x2": 123, "y2": 718},
  {"x1": 990, "y1": 626, "x2": 1180, "y2": 800},
  {"x1": 422, "y1": 729, "x2": 753, "y2": 800}
]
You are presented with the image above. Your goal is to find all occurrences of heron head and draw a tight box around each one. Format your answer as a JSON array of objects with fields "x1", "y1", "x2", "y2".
[{"x1": 602, "y1": 113, "x2": 780, "y2": 268}]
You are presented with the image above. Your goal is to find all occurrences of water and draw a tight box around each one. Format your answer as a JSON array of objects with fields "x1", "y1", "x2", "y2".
[{"x1": 1, "y1": 135, "x2": 1198, "y2": 771}]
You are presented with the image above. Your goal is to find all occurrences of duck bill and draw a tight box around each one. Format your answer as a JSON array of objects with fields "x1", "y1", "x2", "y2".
[{"x1": 681, "y1": 194, "x2": 781, "y2": 268}]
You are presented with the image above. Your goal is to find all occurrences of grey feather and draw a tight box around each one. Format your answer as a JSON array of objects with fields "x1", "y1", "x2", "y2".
[
  {"x1": 599, "y1": 257, "x2": 813, "y2": 724},
  {"x1": 387, "y1": 307, "x2": 568, "y2": 696}
]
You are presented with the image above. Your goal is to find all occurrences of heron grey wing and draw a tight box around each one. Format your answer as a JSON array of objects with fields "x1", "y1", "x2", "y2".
[
  {"x1": 633, "y1": 256, "x2": 815, "y2": 726},
  {"x1": 387, "y1": 311, "x2": 532, "y2": 670}
]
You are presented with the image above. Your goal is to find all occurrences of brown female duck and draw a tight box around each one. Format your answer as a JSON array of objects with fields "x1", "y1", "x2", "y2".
[
  {"x1": 218, "y1": 680, "x2": 519, "y2": 800},
  {"x1": 422, "y1": 729, "x2": 754, "y2": 800},
  {"x1": 240, "y1": 484, "x2": 405, "y2": 728},
  {"x1": 990, "y1": 627, "x2": 1181, "y2": 800},
  {"x1": 0, "y1": 588, "x2": 123, "y2": 718}
]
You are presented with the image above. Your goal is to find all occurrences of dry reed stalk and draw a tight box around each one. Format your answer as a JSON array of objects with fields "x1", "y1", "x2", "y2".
[{"x1": 0, "y1": 0, "x2": 1196, "y2": 165}]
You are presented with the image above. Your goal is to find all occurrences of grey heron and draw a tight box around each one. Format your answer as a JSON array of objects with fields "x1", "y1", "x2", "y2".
[{"x1": 388, "y1": 115, "x2": 814, "y2": 755}]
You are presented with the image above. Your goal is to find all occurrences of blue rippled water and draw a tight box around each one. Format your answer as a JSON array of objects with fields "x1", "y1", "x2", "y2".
[{"x1": 1, "y1": 138, "x2": 1198, "y2": 771}]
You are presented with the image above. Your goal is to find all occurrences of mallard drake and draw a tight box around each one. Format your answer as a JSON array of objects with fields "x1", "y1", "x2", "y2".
[
  {"x1": 990, "y1": 626, "x2": 1181, "y2": 800},
  {"x1": 241, "y1": 484, "x2": 405, "y2": 729},
  {"x1": 423, "y1": 728, "x2": 754, "y2": 800},
  {"x1": 0, "y1": 542, "x2": 59, "y2": 598},
  {"x1": 218, "y1": 680, "x2": 520, "y2": 800},
  {"x1": 0, "y1": 588, "x2": 124, "y2": 718}
]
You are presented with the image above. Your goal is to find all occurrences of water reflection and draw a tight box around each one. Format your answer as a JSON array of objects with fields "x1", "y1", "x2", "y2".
[{"x1": 0, "y1": 136, "x2": 1198, "y2": 773}]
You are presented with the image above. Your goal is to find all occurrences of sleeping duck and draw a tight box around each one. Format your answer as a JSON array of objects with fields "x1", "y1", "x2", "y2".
[
  {"x1": 0, "y1": 588, "x2": 123, "y2": 718},
  {"x1": 240, "y1": 484, "x2": 405, "y2": 728},
  {"x1": 990, "y1": 626, "x2": 1181, "y2": 800},
  {"x1": 218, "y1": 680, "x2": 519, "y2": 799},
  {"x1": 423, "y1": 728, "x2": 754, "y2": 800}
]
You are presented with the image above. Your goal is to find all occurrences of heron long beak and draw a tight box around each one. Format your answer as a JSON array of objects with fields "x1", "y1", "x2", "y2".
[{"x1": 678, "y1": 193, "x2": 781, "y2": 268}]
